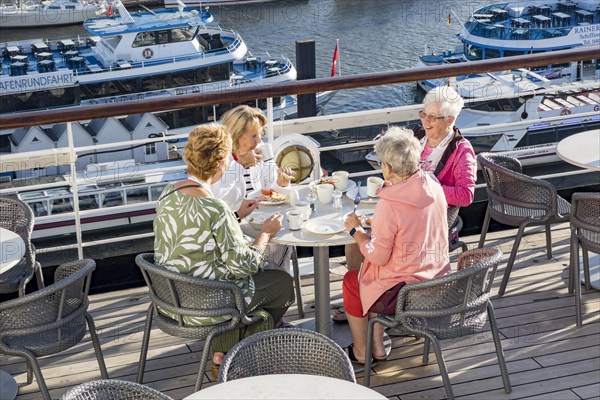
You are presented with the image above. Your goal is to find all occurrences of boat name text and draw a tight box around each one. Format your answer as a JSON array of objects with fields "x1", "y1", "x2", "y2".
[
  {"x1": 573, "y1": 25, "x2": 600, "y2": 46},
  {"x1": 0, "y1": 71, "x2": 74, "y2": 95}
]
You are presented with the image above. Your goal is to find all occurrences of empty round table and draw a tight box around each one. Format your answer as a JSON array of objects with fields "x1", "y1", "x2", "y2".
[
  {"x1": 0, "y1": 227, "x2": 25, "y2": 274},
  {"x1": 184, "y1": 374, "x2": 386, "y2": 399},
  {"x1": 556, "y1": 129, "x2": 600, "y2": 171}
]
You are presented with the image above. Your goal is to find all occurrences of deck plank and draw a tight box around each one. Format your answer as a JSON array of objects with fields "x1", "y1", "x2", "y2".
[{"x1": 1, "y1": 225, "x2": 599, "y2": 400}]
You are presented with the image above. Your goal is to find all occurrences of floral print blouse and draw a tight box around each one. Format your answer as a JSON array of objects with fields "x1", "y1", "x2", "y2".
[{"x1": 154, "y1": 183, "x2": 266, "y2": 325}]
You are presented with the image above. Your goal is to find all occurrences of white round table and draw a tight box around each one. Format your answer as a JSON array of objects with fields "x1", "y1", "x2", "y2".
[
  {"x1": 0, "y1": 227, "x2": 25, "y2": 274},
  {"x1": 242, "y1": 183, "x2": 376, "y2": 337},
  {"x1": 556, "y1": 130, "x2": 600, "y2": 290},
  {"x1": 184, "y1": 374, "x2": 386, "y2": 399},
  {"x1": 556, "y1": 129, "x2": 600, "y2": 171}
]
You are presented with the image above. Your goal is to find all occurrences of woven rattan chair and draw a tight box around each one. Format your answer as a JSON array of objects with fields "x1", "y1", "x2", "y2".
[
  {"x1": 447, "y1": 206, "x2": 468, "y2": 253},
  {"x1": 0, "y1": 197, "x2": 44, "y2": 296},
  {"x1": 569, "y1": 192, "x2": 600, "y2": 327},
  {"x1": 61, "y1": 379, "x2": 173, "y2": 400},
  {"x1": 477, "y1": 153, "x2": 571, "y2": 296},
  {"x1": 363, "y1": 247, "x2": 511, "y2": 400},
  {"x1": 135, "y1": 253, "x2": 271, "y2": 391},
  {"x1": 218, "y1": 328, "x2": 356, "y2": 383},
  {"x1": 0, "y1": 259, "x2": 108, "y2": 400}
]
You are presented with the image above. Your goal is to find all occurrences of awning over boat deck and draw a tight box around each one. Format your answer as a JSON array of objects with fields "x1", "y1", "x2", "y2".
[{"x1": 532, "y1": 15, "x2": 551, "y2": 28}]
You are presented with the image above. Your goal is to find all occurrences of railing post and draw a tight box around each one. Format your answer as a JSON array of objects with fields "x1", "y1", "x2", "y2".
[
  {"x1": 66, "y1": 121, "x2": 84, "y2": 260},
  {"x1": 266, "y1": 97, "x2": 274, "y2": 143}
]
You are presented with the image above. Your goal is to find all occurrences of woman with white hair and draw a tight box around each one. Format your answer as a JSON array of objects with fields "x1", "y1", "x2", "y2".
[
  {"x1": 416, "y1": 85, "x2": 476, "y2": 207},
  {"x1": 341, "y1": 127, "x2": 451, "y2": 364}
]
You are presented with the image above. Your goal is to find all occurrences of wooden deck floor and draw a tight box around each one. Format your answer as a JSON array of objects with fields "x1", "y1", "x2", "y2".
[{"x1": 1, "y1": 223, "x2": 599, "y2": 400}]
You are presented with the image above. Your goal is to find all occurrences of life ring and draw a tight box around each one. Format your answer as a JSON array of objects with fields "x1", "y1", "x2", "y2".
[
  {"x1": 142, "y1": 48, "x2": 153, "y2": 59},
  {"x1": 560, "y1": 106, "x2": 571, "y2": 116}
]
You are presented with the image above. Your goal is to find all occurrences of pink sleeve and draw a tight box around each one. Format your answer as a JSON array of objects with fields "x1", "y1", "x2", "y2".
[
  {"x1": 442, "y1": 141, "x2": 477, "y2": 207},
  {"x1": 359, "y1": 200, "x2": 397, "y2": 266}
]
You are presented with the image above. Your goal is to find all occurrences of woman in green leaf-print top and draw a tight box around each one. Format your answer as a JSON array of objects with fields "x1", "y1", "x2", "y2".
[{"x1": 154, "y1": 124, "x2": 294, "y2": 369}]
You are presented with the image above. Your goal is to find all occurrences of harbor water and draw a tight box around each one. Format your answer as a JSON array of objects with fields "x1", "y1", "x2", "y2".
[{"x1": 0, "y1": 0, "x2": 491, "y2": 113}]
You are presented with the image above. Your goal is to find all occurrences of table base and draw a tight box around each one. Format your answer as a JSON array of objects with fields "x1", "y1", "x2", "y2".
[{"x1": 0, "y1": 369, "x2": 18, "y2": 400}]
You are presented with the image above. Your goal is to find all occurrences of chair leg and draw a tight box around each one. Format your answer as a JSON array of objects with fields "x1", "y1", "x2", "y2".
[
  {"x1": 291, "y1": 246, "x2": 305, "y2": 319},
  {"x1": 19, "y1": 350, "x2": 51, "y2": 400},
  {"x1": 85, "y1": 312, "x2": 109, "y2": 379},
  {"x1": 478, "y1": 207, "x2": 491, "y2": 248},
  {"x1": 26, "y1": 358, "x2": 33, "y2": 385},
  {"x1": 487, "y1": 303, "x2": 512, "y2": 393},
  {"x1": 136, "y1": 305, "x2": 154, "y2": 384},
  {"x1": 544, "y1": 224, "x2": 552, "y2": 259},
  {"x1": 498, "y1": 225, "x2": 526, "y2": 297},
  {"x1": 34, "y1": 262, "x2": 45, "y2": 289},
  {"x1": 568, "y1": 231, "x2": 576, "y2": 295},
  {"x1": 583, "y1": 249, "x2": 591, "y2": 290},
  {"x1": 575, "y1": 241, "x2": 583, "y2": 327},
  {"x1": 422, "y1": 337, "x2": 431, "y2": 364},
  {"x1": 195, "y1": 331, "x2": 217, "y2": 391},
  {"x1": 426, "y1": 333, "x2": 455, "y2": 400},
  {"x1": 363, "y1": 318, "x2": 376, "y2": 387}
]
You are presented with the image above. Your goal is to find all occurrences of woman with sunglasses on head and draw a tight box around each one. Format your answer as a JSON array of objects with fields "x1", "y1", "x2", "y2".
[{"x1": 335, "y1": 86, "x2": 476, "y2": 323}]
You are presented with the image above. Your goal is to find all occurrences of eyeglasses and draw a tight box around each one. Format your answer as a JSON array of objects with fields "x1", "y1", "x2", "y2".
[{"x1": 418, "y1": 111, "x2": 447, "y2": 123}]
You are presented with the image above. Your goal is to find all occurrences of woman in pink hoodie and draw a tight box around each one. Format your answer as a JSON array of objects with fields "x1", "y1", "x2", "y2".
[{"x1": 342, "y1": 127, "x2": 451, "y2": 364}]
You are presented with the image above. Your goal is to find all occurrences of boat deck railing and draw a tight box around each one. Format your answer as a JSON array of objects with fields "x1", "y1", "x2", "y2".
[{"x1": 0, "y1": 47, "x2": 598, "y2": 258}]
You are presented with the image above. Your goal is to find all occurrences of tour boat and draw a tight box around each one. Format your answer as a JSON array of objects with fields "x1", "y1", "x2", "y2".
[
  {"x1": 0, "y1": 0, "x2": 106, "y2": 28},
  {"x1": 416, "y1": 0, "x2": 600, "y2": 91},
  {"x1": 0, "y1": 2, "x2": 296, "y2": 125},
  {"x1": 164, "y1": 0, "x2": 280, "y2": 7}
]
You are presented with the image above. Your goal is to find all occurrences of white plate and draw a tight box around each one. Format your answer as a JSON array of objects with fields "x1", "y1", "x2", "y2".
[
  {"x1": 304, "y1": 219, "x2": 345, "y2": 235},
  {"x1": 345, "y1": 186, "x2": 379, "y2": 204},
  {"x1": 245, "y1": 211, "x2": 274, "y2": 230},
  {"x1": 308, "y1": 179, "x2": 357, "y2": 193},
  {"x1": 248, "y1": 190, "x2": 288, "y2": 205}
]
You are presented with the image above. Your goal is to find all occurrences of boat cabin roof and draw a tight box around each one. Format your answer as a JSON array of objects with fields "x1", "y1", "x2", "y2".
[{"x1": 83, "y1": 8, "x2": 213, "y2": 36}]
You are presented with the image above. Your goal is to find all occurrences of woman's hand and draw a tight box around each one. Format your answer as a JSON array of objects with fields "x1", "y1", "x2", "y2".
[
  {"x1": 260, "y1": 213, "x2": 283, "y2": 235},
  {"x1": 237, "y1": 199, "x2": 258, "y2": 219},
  {"x1": 343, "y1": 212, "x2": 362, "y2": 232},
  {"x1": 276, "y1": 167, "x2": 295, "y2": 186},
  {"x1": 237, "y1": 149, "x2": 262, "y2": 169}
]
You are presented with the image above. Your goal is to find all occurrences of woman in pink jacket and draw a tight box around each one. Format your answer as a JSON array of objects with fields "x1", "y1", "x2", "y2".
[{"x1": 342, "y1": 127, "x2": 451, "y2": 364}]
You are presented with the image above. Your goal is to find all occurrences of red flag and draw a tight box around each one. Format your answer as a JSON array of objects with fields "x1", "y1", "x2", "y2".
[
  {"x1": 107, "y1": 4, "x2": 113, "y2": 16},
  {"x1": 330, "y1": 43, "x2": 339, "y2": 77},
  {"x1": 447, "y1": 13, "x2": 451, "y2": 25}
]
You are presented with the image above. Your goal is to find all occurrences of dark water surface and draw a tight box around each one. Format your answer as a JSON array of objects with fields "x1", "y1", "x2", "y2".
[{"x1": 0, "y1": 0, "x2": 491, "y2": 113}]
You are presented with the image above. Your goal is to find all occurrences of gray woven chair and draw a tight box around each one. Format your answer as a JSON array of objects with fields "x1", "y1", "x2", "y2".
[
  {"x1": 569, "y1": 192, "x2": 600, "y2": 327},
  {"x1": 218, "y1": 328, "x2": 355, "y2": 383},
  {"x1": 0, "y1": 197, "x2": 44, "y2": 296},
  {"x1": 60, "y1": 379, "x2": 173, "y2": 400},
  {"x1": 135, "y1": 253, "x2": 271, "y2": 391},
  {"x1": 364, "y1": 247, "x2": 511, "y2": 400},
  {"x1": 0, "y1": 259, "x2": 108, "y2": 400},
  {"x1": 477, "y1": 153, "x2": 571, "y2": 296},
  {"x1": 447, "y1": 206, "x2": 468, "y2": 253}
]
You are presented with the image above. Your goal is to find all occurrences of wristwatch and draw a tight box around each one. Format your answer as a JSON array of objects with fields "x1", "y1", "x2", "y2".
[
  {"x1": 234, "y1": 211, "x2": 242, "y2": 223},
  {"x1": 349, "y1": 227, "x2": 357, "y2": 237}
]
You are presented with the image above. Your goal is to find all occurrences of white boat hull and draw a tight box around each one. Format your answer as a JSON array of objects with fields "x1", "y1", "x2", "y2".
[{"x1": 164, "y1": 0, "x2": 279, "y2": 7}]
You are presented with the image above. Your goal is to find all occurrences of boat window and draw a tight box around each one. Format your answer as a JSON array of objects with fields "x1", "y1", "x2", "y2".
[
  {"x1": 150, "y1": 184, "x2": 168, "y2": 201},
  {"x1": 133, "y1": 32, "x2": 155, "y2": 48},
  {"x1": 127, "y1": 188, "x2": 149, "y2": 204},
  {"x1": 50, "y1": 198, "x2": 73, "y2": 214},
  {"x1": 79, "y1": 195, "x2": 99, "y2": 210},
  {"x1": 171, "y1": 27, "x2": 194, "y2": 43},
  {"x1": 103, "y1": 35, "x2": 122, "y2": 51},
  {"x1": 157, "y1": 30, "x2": 169, "y2": 45},
  {"x1": 101, "y1": 190, "x2": 124, "y2": 207},
  {"x1": 484, "y1": 48, "x2": 501, "y2": 59},
  {"x1": 28, "y1": 201, "x2": 48, "y2": 217}
]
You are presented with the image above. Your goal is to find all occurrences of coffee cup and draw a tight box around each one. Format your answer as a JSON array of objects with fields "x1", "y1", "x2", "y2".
[
  {"x1": 332, "y1": 171, "x2": 349, "y2": 191},
  {"x1": 316, "y1": 183, "x2": 334, "y2": 204},
  {"x1": 286, "y1": 210, "x2": 303, "y2": 230},
  {"x1": 294, "y1": 201, "x2": 311, "y2": 220},
  {"x1": 367, "y1": 177, "x2": 384, "y2": 197},
  {"x1": 259, "y1": 142, "x2": 275, "y2": 161}
]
